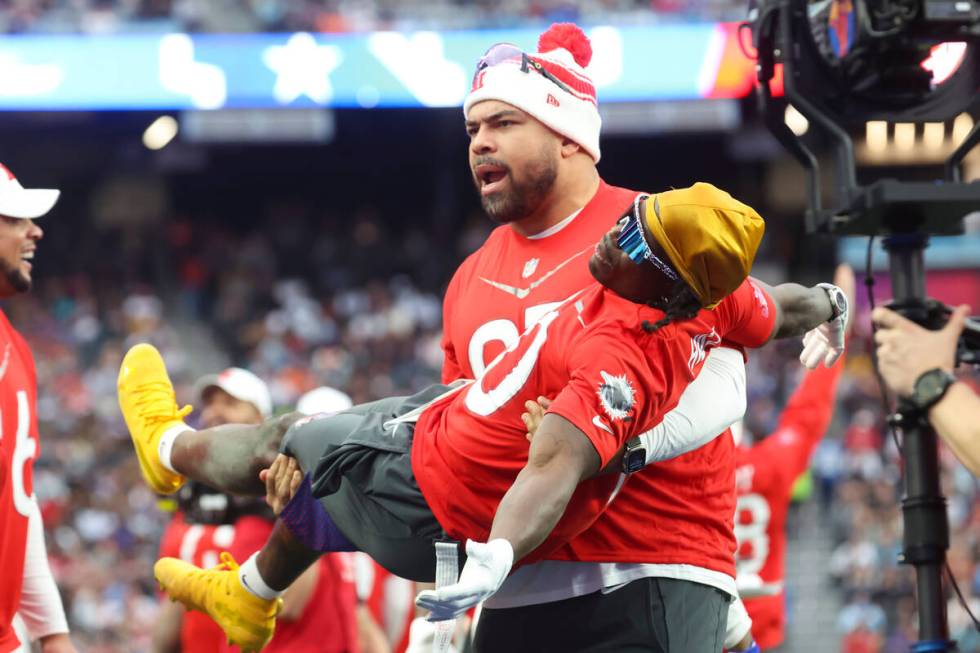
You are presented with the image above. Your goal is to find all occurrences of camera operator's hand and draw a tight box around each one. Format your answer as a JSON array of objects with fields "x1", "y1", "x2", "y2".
[{"x1": 872, "y1": 304, "x2": 970, "y2": 397}]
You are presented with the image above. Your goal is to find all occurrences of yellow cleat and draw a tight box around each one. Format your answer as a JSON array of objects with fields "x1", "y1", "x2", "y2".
[
  {"x1": 155, "y1": 553, "x2": 281, "y2": 652},
  {"x1": 117, "y1": 343, "x2": 192, "y2": 495}
]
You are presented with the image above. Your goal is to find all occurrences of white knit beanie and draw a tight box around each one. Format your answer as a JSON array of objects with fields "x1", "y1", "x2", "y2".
[{"x1": 464, "y1": 23, "x2": 602, "y2": 163}]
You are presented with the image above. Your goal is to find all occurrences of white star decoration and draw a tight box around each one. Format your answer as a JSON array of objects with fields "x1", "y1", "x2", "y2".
[{"x1": 263, "y1": 32, "x2": 343, "y2": 105}]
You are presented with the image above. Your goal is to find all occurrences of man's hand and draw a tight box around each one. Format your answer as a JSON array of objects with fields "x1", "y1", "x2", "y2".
[
  {"x1": 873, "y1": 304, "x2": 969, "y2": 397},
  {"x1": 800, "y1": 264, "x2": 855, "y2": 369},
  {"x1": 521, "y1": 396, "x2": 552, "y2": 442},
  {"x1": 39, "y1": 633, "x2": 76, "y2": 653},
  {"x1": 414, "y1": 539, "x2": 514, "y2": 621},
  {"x1": 259, "y1": 454, "x2": 303, "y2": 516}
]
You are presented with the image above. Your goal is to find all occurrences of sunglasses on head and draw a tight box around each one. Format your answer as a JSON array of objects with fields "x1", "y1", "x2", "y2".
[
  {"x1": 473, "y1": 43, "x2": 574, "y2": 96},
  {"x1": 616, "y1": 195, "x2": 679, "y2": 281}
]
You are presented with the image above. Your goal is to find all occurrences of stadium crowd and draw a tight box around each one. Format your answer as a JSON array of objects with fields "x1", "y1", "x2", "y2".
[
  {"x1": 9, "y1": 201, "x2": 977, "y2": 651},
  {"x1": 0, "y1": 0, "x2": 749, "y2": 34}
]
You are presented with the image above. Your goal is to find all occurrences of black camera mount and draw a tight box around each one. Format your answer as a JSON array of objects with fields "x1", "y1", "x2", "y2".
[{"x1": 749, "y1": 1, "x2": 980, "y2": 649}]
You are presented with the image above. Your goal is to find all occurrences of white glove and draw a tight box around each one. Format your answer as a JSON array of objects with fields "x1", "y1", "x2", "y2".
[
  {"x1": 415, "y1": 539, "x2": 513, "y2": 622},
  {"x1": 799, "y1": 283, "x2": 848, "y2": 369}
]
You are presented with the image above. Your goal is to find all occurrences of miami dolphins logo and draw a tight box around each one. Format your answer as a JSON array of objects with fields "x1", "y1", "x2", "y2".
[{"x1": 596, "y1": 371, "x2": 635, "y2": 421}]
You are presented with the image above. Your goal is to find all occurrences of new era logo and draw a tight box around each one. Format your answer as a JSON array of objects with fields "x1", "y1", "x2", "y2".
[{"x1": 546, "y1": 94, "x2": 560, "y2": 107}]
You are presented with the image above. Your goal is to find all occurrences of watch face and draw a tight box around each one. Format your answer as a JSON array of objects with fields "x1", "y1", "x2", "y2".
[
  {"x1": 918, "y1": 374, "x2": 943, "y2": 401},
  {"x1": 914, "y1": 369, "x2": 953, "y2": 409},
  {"x1": 623, "y1": 449, "x2": 645, "y2": 474}
]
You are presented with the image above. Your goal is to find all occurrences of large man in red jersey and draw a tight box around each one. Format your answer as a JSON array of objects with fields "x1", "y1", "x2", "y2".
[
  {"x1": 433, "y1": 22, "x2": 852, "y2": 653},
  {"x1": 731, "y1": 264, "x2": 854, "y2": 651},
  {"x1": 0, "y1": 164, "x2": 76, "y2": 653},
  {"x1": 152, "y1": 368, "x2": 361, "y2": 653}
]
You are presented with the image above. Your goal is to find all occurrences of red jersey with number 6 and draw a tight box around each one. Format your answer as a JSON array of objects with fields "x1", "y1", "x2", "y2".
[
  {"x1": 735, "y1": 362, "x2": 842, "y2": 650},
  {"x1": 0, "y1": 310, "x2": 40, "y2": 653}
]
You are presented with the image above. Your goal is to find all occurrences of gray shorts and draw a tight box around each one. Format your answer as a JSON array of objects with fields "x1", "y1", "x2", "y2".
[
  {"x1": 280, "y1": 384, "x2": 454, "y2": 582},
  {"x1": 474, "y1": 577, "x2": 730, "y2": 652}
]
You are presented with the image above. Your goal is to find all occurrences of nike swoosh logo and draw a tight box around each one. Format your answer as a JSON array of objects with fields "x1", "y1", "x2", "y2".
[
  {"x1": 478, "y1": 246, "x2": 592, "y2": 299},
  {"x1": 478, "y1": 278, "x2": 530, "y2": 299},
  {"x1": 592, "y1": 415, "x2": 613, "y2": 434}
]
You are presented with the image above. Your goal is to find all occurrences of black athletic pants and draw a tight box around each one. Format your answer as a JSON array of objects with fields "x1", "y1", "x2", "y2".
[{"x1": 472, "y1": 577, "x2": 729, "y2": 653}]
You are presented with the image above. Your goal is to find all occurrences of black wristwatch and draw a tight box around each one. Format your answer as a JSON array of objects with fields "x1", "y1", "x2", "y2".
[
  {"x1": 908, "y1": 368, "x2": 956, "y2": 412},
  {"x1": 622, "y1": 437, "x2": 646, "y2": 474},
  {"x1": 817, "y1": 283, "x2": 848, "y2": 322}
]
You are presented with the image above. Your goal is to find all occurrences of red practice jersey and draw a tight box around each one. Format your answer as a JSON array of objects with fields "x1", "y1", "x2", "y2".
[
  {"x1": 414, "y1": 283, "x2": 768, "y2": 562},
  {"x1": 548, "y1": 279, "x2": 777, "y2": 578},
  {"x1": 0, "y1": 310, "x2": 40, "y2": 653},
  {"x1": 441, "y1": 181, "x2": 638, "y2": 382},
  {"x1": 159, "y1": 513, "x2": 360, "y2": 653},
  {"x1": 734, "y1": 361, "x2": 842, "y2": 650}
]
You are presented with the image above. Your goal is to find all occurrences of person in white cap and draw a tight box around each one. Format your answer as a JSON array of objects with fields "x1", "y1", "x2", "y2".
[
  {"x1": 0, "y1": 163, "x2": 76, "y2": 653},
  {"x1": 153, "y1": 366, "x2": 273, "y2": 653},
  {"x1": 0, "y1": 163, "x2": 58, "y2": 296},
  {"x1": 197, "y1": 367, "x2": 274, "y2": 425}
]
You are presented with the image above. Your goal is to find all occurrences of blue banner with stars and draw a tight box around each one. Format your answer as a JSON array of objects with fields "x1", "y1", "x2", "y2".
[{"x1": 0, "y1": 25, "x2": 749, "y2": 110}]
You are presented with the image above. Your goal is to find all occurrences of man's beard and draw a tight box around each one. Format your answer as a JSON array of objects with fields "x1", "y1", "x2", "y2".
[
  {"x1": 0, "y1": 259, "x2": 31, "y2": 294},
  {"x1": 476, "y1": 150, "x2": 558, "y2": 224}
]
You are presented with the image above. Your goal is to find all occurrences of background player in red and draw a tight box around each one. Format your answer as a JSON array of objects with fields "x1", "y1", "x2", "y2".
[
  {"x1": 732, "y1": 264, "x2": 856, "y2": 651},
  {"x1": 0, "y1": 164, "x2": 76, "y2": 653},
  {"x1": 153, "y1": 368, "x2": 361, "y2": 653}
]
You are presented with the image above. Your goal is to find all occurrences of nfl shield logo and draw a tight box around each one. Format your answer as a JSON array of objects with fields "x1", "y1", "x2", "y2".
[{"x1": 522, "y1": 258, "x2": 539, "y2": 278}]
